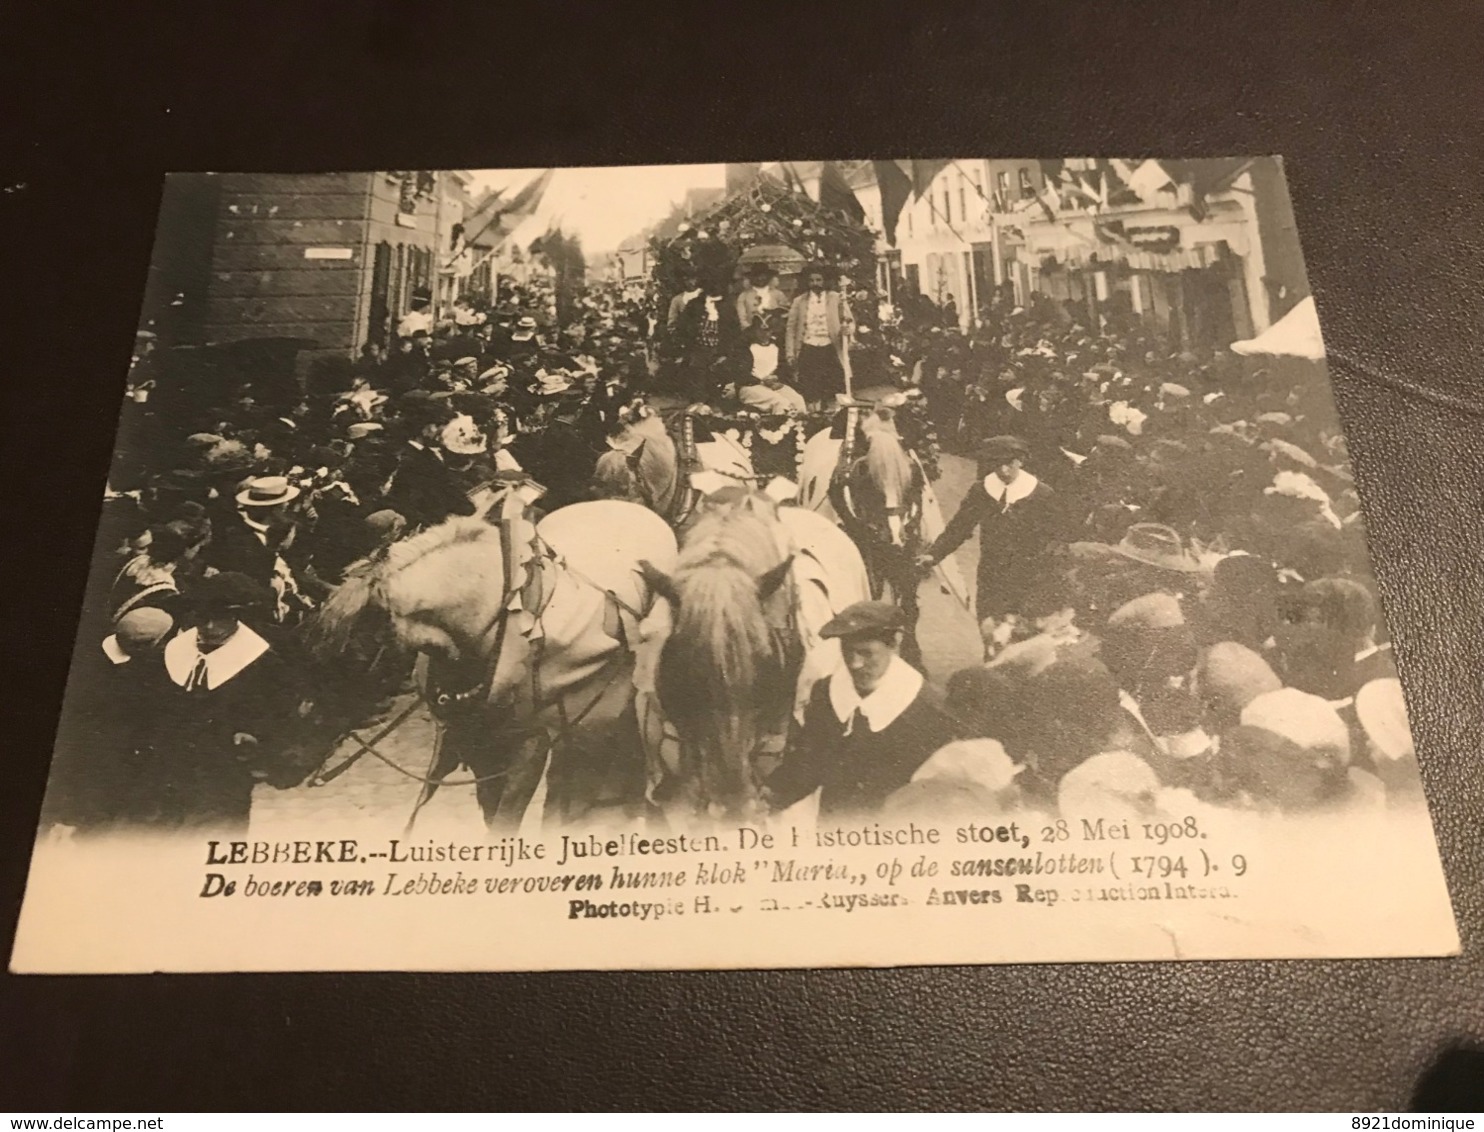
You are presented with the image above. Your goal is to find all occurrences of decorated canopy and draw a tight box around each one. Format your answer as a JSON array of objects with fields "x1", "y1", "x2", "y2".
[{"x1": 647, "y1": 172, "x2": 878, "y2": 304}]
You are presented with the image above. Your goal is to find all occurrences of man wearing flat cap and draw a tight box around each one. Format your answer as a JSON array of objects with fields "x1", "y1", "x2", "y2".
[
  {"x1": 144, "y1": 572, "x2": 299, "y2": 829},
  {"x1": 766, "y1": 601, "x2": 954, "y2": 817},
  {"x1": 917, "y1": 434, "x2": 1060, "y2": 625},
  {"x1": 44, "y1": 607, "x2": 177, "y2": 832}
]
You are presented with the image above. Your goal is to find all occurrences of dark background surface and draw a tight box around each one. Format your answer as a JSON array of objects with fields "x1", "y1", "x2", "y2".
[{"x1": 3, "y1": 2, "x2": 1483, "y2": 1112}]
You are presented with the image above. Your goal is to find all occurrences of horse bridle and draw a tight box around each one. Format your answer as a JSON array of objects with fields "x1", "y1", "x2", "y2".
[{"x1": 428, "y1": 509, "x2": 536, "y2": 715}]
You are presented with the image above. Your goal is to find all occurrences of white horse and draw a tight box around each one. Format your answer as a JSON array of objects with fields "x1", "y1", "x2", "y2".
[
  {"x1": 593, "y1": 412, "x2": 757, "y2": 526},
  {"x1": 309, "y1": 492, "x2": 678, "y2": 830},
  {"x1": 632, "y1": 489, "x2": 871, "y2": 820},
  {"x1": 796, "y1": 422, "x2": 971, "y2": 610}
]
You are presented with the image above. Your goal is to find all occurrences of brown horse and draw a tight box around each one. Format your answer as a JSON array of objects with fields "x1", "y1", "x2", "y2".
[
  {"x1": 306, "y1": 494, "x2": 679, "y2": 830},
  {"x1": 637, "y1": 490, "x2": 871, "y2": 820}
]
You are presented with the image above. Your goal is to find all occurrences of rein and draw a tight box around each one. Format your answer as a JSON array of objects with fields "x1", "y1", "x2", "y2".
[{"x1": 311, "y1": 514, "x2": 649, "y2": 797}]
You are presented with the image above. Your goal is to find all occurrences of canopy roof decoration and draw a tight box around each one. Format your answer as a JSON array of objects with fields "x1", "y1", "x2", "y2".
[{"x1": 647, "y1": 171, "x2": 878, "y2": 306}]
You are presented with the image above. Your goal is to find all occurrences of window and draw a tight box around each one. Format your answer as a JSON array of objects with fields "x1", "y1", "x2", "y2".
[
  {"x1": 958, "y1": 176, "x2": 967, "y2": 224},
  {"x1": 1019, "y1": 167, "x2": 1035, "y2": 197},
  {"x1": 906, "y1": 209, "x2": 913, "y2": 238},
  {"x1": 941, "y1": 188, "x2": 951, "y2": 225},
  {"x1": 997, "y1": 171, "x2": 1010, "y2": 196}
]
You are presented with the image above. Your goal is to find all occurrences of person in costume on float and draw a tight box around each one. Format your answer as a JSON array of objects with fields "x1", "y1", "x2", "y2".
[
  {"x1": 785, "y1": 265, "x2": 854, "y2": 409},
  {"x1": 737, "y1": 317, "x2": 807, "y2": 415},
  {"x1": 917, "y1": 435, "x2": 1060, "y2": 626},
  {"x1": 766, "y1": 601, "x2": 954, "y2": 817},
  {"x1": 735, "y1": 265, "x2": 787, "y2": 335},
  {"x1": 675, "y1": 274, "x2": 743, "y2": 405}
]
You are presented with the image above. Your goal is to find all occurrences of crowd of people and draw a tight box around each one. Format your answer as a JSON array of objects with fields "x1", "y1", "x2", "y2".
[
  {"x1": 779, "y1": 287, "x2": 1425, "y2": 826},
  {"x1": 48, "y1": 257, "x2": 1423, "y2": 835}
]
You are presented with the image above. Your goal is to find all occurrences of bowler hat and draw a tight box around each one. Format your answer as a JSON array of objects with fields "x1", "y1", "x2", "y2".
[
  {"x1": 820, "y1": 600, "x2": 906, "y2": 640},
  {"x1": 1196, "y1": 642, "x2": 1281, "y2": 718},
  {"x1": 187, "y1": 571, "x2": 270, "y2": 614}
]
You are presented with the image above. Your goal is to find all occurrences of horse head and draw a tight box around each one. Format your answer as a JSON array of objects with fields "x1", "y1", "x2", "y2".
[
  {"x1": 305, "y1": 516, "x2": 538, "y2": 725},
  {"x1": 592, "y1": 447, "x2": 643, "y2": 504},
  {"x1": 643, "y1": 490, "x2": 802, "y2": 820},
  {"x1": 855, "y1": 410, "x2": 919, "y2": 548}
]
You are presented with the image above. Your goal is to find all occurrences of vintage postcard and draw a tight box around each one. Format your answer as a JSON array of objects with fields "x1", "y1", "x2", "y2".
[{"x1": 10, "y1": 159, "x2": 1458, "y2": 972}]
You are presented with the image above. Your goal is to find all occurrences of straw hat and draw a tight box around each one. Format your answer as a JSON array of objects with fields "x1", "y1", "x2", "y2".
[{"x1": 235, "y1": 475, "x2": 300, "y2": 508}]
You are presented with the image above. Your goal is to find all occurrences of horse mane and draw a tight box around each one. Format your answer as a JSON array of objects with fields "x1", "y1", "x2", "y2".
[
  {"x1": 678, "y1": 496, "x2": 783, "y2": 578},
  {"x1": 306, "y1": 518, "x2": 498, "y2": 659},
  {"x1": 859, "y1": 415, "x2": 916, "y2": 505},
  {"x1": 659, "y1": 497, "x2": 789, "y2": 811},
  {"x1": 592, "y1": 448, "x2": 640, "y2": 502}
]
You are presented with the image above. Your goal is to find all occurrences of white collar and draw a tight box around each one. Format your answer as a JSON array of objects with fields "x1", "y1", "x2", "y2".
[
  {"x1": 1119, "y1": 689, "x2": 1155, "y2": 740},
  {"x1": 983, "y1": 470, "x2": 1038, "y2": 507},
  {"x1": 242, "y1": 513, "x2": 271, "y2": 534},
  {"x1": 164, "y1": 625, "x2": 270, "y2": 690},
  {"x1": 1355, "y1": 642, "x2": 1390, "y2": 663},
  {"x1": 828, "y1": 655, "x2": 923, "y2": 734},
  {"x1": 101, "y1": 635, "x2": 130, "y2": 666}
]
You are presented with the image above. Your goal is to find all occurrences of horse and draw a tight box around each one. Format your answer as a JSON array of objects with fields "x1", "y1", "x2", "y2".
[
  {"x1": 634, "y1": 488, "x2": 871, "y2": 820},
  {"x1": 797, "y1": 406, "x2": 971, "y2": 655},
  {"x1": 304, "y1": 489, "x2": 679, "y2": 831},
  {"x1": 592, "y1": 408, "x2": 756, "y2": 527}
]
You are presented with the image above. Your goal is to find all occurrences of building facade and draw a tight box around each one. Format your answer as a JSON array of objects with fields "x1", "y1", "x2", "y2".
[
  {"x1": 891, "y1": 159, "x2": 1046, "y2": 327},
  {"x1": 1013, "y1": 157, "x2": 1308, "y2": 350},
  {"x1": 163, "y1": 170, "x2": 473, "y2": 358}
]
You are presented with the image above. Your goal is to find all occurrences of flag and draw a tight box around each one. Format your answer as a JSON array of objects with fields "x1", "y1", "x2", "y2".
[
  {"x1": 1164, "y1": 157, "x2": 1252, "y2": 220},
  {"x1": 459, "y1": 169, "x2": 554, "y2": 256},
  {"x1": 910, "y1": 159, "x2": 949, "y2": 198},
  {"x1": 1035, "y1": 182, "x2": 1060, "y2": 223},
  {"x1": 873, "y1": 159, "x2": 913, "y2": 246},
  {"x1": 819, "y1": 161, "x2": 866, "y2": 224},
  {"x1": 458, "y1": 186, "x2": 505, "y2": 245}
]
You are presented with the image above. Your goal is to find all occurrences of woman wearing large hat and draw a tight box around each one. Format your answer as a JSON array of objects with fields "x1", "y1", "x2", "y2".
[{"x1": 917, "y1": 435, "x2": 1061, "y2": 624}]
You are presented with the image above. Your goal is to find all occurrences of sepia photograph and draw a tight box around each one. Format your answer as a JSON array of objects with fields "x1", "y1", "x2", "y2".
[{"x1": 9, "y1": 158, "x2": 1458, "y2": 973}]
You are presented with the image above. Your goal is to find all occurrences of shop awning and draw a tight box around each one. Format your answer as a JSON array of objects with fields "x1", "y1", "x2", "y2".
[{"x1": 1231, "y1": 295, "x2": 1325, "y2": 360}]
